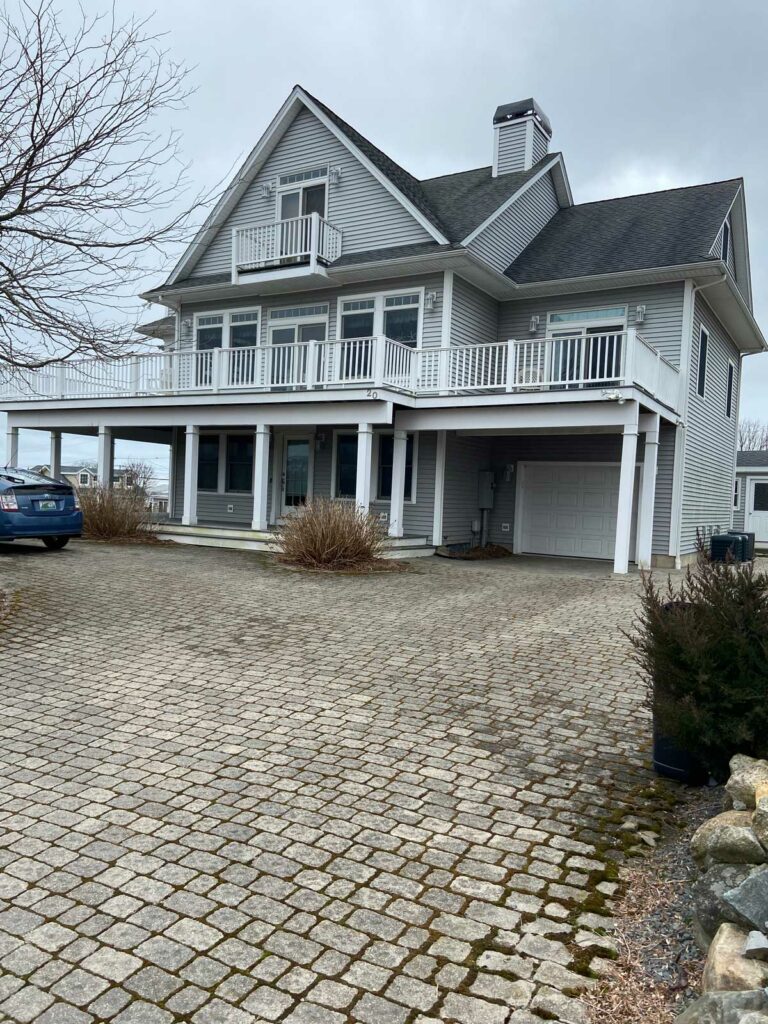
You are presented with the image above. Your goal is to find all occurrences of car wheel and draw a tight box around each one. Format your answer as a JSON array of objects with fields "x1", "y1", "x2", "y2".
[{"x1": 42, "y1": 536, "x2": 70, "y2": 551}]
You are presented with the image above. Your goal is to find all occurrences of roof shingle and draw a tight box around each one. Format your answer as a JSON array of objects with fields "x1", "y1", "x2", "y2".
[{"x1": 506, "y1": 179, "x2": 741, "y2": 284}]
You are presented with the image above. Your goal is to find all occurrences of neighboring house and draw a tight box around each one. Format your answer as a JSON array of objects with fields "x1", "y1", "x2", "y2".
[
  {"x1": 733, "y1": 452, "x2": 768, "y2": 548},
  {"x1": 3, "y1": 88, "x2": 766, "y2": 571},
  {"x1": 33, "y1": 464, "x2": 137, "y2": 489}
]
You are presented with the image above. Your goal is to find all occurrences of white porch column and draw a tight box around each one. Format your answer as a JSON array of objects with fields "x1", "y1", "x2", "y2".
[
  {"x1": 355, "y1": 422, "x2": 373, "y2": 512},
  {"x1": 182, "y1": 425, "x2": 199, "y2": 526},
  {"x1": 636, "y1": 413, "x2": 660, "y2": 570},
  {"x1": 5, "y1": 424, "x2": 19, "y2": 466},
  {"x1": 49, "y1": 430, "x2": 62, "y2": 478},
  {"x1": 614, "y1": 417, "x2": 639, "y2": 575},
  {"x1": 252, "y1": 424, "x2": 271, "y2": 532},
  {"x1": 97, "y1": 426, "x2": 113, "y2": 488},
  {"x1": 432, "y1": 430, "x2": 447, "y2": 547},
  {"x1": 388, "y1": 428, "x2": 408, "y2": 538}
]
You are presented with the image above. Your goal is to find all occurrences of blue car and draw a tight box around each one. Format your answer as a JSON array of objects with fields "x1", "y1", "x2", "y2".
[{"x1": 0, "y1": 468, "x2": 83, "y2": 549}]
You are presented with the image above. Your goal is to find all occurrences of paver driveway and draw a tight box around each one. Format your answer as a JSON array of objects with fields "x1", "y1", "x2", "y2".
[{"x1": 0, "y1": 542, "x2": 653, "y2": 1024}]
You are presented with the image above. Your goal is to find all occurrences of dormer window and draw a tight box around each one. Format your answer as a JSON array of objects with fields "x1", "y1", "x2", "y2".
[{"x1": 721, "y1": 218, "x2": 731, "y2": 264}]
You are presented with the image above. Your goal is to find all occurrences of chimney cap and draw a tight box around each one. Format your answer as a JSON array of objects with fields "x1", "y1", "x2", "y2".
[{"x1": 493, "y1": 98, "x2": 552, "y2": 138}]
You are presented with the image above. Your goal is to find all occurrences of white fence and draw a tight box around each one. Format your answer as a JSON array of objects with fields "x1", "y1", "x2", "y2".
[{"x1": 0, "y1": 330, "x2": 680, "y2": 409}]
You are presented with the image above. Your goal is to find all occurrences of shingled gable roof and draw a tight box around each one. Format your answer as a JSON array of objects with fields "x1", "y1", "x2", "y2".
[
  {"x1": 506, "y1": 178, "x2": 742, "y2": 284},
  {"x1": 737, "y1": 451, "x2": 768, "y2": 468}
]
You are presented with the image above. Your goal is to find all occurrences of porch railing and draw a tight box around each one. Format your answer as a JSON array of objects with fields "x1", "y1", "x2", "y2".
[
  {"x1": 233, "y1": 213, "x2": 342, "y2": 272},
  {"x1": 0, "y1": 330, "x2": 680, "y2": 409}
]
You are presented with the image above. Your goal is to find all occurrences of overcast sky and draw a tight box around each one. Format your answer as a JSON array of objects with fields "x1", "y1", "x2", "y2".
[{"x1": 5, "y1": 0, "x2": 768, "y2": 472}]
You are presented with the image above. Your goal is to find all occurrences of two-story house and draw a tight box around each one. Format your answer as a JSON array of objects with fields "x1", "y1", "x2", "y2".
[{"x1": 2, "y1": 87, "x2": 765, "y2": 571}]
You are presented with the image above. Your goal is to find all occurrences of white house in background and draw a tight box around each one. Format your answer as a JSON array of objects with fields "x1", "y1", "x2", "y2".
[
  {"x1": 2, "y1": 87, "x2": 766, "y2": 570},
  {"x1": 733, "y1": 452, "x2": 768, "y2": 548}
]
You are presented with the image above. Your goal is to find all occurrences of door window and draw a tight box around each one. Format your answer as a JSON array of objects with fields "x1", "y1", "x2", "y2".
[
  {"x1": 753, "y1": 482, "x2": 768, "y2": 513},
  {"x1": 336, "y1": 434, "x2": 358, "y2": 499},
  {"x1": 284, "y1": 439, "x2": 310, "y2": 508},
  {"x1": 383, "y1": 294, "x2": 420, "y2": 347}
]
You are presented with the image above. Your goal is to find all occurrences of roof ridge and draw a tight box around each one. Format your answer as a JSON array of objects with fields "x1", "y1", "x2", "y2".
[{"x1": 571, "y1": 177, "x2": 743, "y2": 210}]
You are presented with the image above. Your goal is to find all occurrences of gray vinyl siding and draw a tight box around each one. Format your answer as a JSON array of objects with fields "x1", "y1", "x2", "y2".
[
  {"x1": 450, "y1": 276, "x2": 498, "y2": 346},
  {"x1": 468, "y1": 172, "x2": 560, "y2": 273},
  {"x1": 495, "y1": 122, "x2": 528, "y2": 176},
  {"x1": 177, "y1": 273, "x2": 444, "y2": 352},
  {"x1": 679, "y1": 294, "x2": 740, "y2": 554},
  {"x1": 653, "y1": 423, "x2": 676, "y2": 556},
  {"x1": 440, "y1": 434, "x2": 492, "y2": 544},
  {"x1": 531, "y1": 126, "x2": 549, "y2": 164},
  {"x1": 497, "y1": 283, "x2": 686, "y2": 366},
  {"x1": 172, "y1": 427, "x2": 436, "y2": 537},
  {"x1": 191, "y1": 107, "x2": 432, "y2": 277}
]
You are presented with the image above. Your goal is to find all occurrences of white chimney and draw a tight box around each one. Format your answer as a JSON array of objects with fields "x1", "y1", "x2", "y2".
[{"x1": 492, "y1": 98, "x2": 552, "y2": 177}]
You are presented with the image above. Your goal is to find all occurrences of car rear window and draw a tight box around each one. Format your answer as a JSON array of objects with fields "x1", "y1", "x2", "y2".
[{"x1": 0, "y1": 469, "x2": 67, "y2": 485}]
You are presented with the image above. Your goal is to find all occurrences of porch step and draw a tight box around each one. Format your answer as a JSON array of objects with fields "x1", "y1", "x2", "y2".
[{"x1": 154, "y1": 523, "x2": 435, "y2": 559}]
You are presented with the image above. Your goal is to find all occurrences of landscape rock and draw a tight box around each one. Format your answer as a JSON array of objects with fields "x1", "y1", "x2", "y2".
[
  {"x1": 691, "y1": 811, "x2": 766, "y2": 869},
  {"x1": 723, "y1": 865, "x2": 768, "y2": 932},
  {"x1": 726, "y1": 755, "x2": 768, "y2": 810},
  {"x1": 676, "y1": 990, "x2": 768, "y2": 1023},
  {"x1": 692, "y1": 863, "x2": 766, "y2": 949},
  {"x1": 740, "y1": 1014, "x2": 768, "y2": 1023},
  {"x1": 744, "y1": 930, "x2": 768, "y2": 961},
  {"x1": 701, "y1": 923, "x2": 768, "y2": 992},
  {"x1": 752, "y1": 795, "x2": 768, "y2": 852}
]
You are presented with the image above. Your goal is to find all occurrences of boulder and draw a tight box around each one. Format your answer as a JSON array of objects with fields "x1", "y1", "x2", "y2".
[
  {"x1": 702, "y1": 923, "x2": 768, "y2": 992},
  {"x1": 753, "y1": 795, "x2": 768, "y2": 852},
  {"x1": 723, "y1": 866, "x2": 768, "y2": 932},
  {"x1": 744, "y1": 930, "x2": 768, "y2": 961},
  {"x1": 726, "y1": 754, "x2": 768, "y2": 809},
  {"x1": 676, "y1": 991, "x2": 768, "y2": 1023},
  {"x1": 740, "y1": 1015, "x2": 768, "y2": 1023},
  {"x1": 691, "y1": 811, "x2": 766, "y2": 869},
  {"x1": 692, "y1": 863, "x2": 766, "y2": 949}
]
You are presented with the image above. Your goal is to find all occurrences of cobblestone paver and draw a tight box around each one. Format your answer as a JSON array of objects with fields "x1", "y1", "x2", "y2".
[{"x1": 0, "y1": 543, "x2": 653, "y2": 1022}]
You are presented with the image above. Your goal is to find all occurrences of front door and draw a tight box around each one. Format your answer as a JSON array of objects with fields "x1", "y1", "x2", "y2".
[
  {"x1": 747, "y1": 480, "x2": 768, "y2": 544},
  {"x1": 282, "y1": 437, "x2": 312, "y2": 513}
]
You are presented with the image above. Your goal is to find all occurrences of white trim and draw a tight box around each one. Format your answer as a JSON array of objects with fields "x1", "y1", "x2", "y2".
[
  {"x1": 491, "y1": 126, "x2": 500, "y2": 177},
  {"x1": 440, "y1": 270, "x2": 454, "y2": 346},
  {"x1": 734, "y1": 476, "x2": 741, "y2": 511},
  {"x1": 545, "y1": 306, "x2": 628, "y2": 332},
  {"x1": 523, "y1": 120, "x2": 534, "y2": 172},
  {"x1": 371, "y1": 430, "x2": 419, "y2": 505},
  {"x1": 169, "y1": 426, "x2": 178, "y2": 518},
  {"x1": 726, "y1": 358, "x2": 736, "y2": 418},
  {"x1": 432, "y1": 430, "x2": 446, "y2": 545},
  {"x1": 335, "y1": 286, "x2": 425, "y2": 347},
  {"x1": 461, "y1": 154, "x2": 562, "y2": 246}
]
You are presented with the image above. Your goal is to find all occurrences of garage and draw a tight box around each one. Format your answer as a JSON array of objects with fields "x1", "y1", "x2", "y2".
[{"x1": 516, "y1": 462, "x2": 638, "y2": 561}]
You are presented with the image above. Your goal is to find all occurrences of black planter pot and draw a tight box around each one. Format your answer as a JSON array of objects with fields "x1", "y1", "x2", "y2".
[{"x1": 652, "y1": 717, "x2": 708, "y2": 785}]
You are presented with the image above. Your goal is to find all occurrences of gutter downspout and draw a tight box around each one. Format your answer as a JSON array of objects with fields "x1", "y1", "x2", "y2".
[{"x1": 669, "y1": 273, "x2": 727, "y2": 567}]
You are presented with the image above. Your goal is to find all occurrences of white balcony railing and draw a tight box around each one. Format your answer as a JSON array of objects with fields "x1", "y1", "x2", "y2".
[
  {"x1": 233, "y1": 212, "x2": 342, "y2": 272},
  {"x1": 0, "y1": 330, "x2": 680, "y2": 409}
]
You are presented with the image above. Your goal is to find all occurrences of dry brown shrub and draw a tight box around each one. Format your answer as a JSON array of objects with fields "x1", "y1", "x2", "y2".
[
  {"x1": 275, "y1": 498, "x2": 388, "y2": 570},
  {"x1": 78, "y1": 484, "x2": 151, "y2": 539}
]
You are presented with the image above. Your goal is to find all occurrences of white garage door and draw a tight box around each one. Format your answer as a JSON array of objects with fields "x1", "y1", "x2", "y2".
[{"x1": 519, "y1": 463, "x2": 638, "y2": 561}]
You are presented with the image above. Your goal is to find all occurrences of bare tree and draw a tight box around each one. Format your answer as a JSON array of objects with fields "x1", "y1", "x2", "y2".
[
  {"x1": 118, "y1": 459, "x2": 155, "y2": 496},
  {"x1": 0, "y1": 1, "x2": 208, "y2": 372},
  {"x1": 738, "y1": 418, "x2": 768, "y2": 451}
]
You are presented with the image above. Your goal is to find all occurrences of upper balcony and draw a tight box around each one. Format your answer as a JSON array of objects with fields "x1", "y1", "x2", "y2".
[
  {"x1": 231, "y1": 212, "x2": 342, "y2": 284},
  {"x1": 0, "y1": 330, "x2": 680, "y2": 412}
]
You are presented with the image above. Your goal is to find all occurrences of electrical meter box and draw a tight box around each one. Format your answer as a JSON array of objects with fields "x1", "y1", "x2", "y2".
[{"x1": 478, "y1": 471, "x2": 496, "y2": 510}]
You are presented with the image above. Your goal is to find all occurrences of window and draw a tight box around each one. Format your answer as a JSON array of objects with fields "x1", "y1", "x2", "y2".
[
  {"x1": 721, "y1": 219, "x2": 731, "y2": 264},
  {"x1": 697, "y1": 327, "x2": 709, "y2": 398},
  {"x1": 383, "y1": 294, "x2": 420, "y2": 347},
  {"x1": 270, "y1": 304, "x2": 329, "y2": 320},
  {"x1": 226, "y1": 436, "x2": 253, "y2": 492},
  {"x1": 335, "y1": 434, "x2": 358, "y2": 499},
  {"x1": 279, "y1": 166, "x2": 328, "y2": 187},
  {"x1": 341, "y1": 298, "x2": 375, "y2": 339},
  {"x1": 377, "y1": 434, "x2": 414, "y2": 501},
  {"x1": 195, "y1": 310, "x2": 260, "y2": 350},
  {"x1": 726, "y1": 361, "x2": 735, "y2": 418},
  {"x1": 548, "y1": 306, "x2": 626, "y2": 326},
  {"x1": 754, "y1": 482, "x2": 768, "y2": 513},
  {"x1": 198, "y1": 436, "x2": 219, "y2": 491},
  {"x1": 196, "y1": 314, "x2": 224, "y2": 351},
  {"x1": 79, "y1": 472, "x2": 89, "y2": 486},
  {"x1": 734, "y1": 478, "x2": 741, "y2": 510}
]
